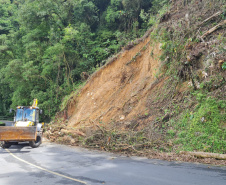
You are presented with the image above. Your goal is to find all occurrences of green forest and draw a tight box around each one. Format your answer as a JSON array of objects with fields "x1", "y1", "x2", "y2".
[{"x1": 0, "y1": 0, "x2": 168, "y2": 120}]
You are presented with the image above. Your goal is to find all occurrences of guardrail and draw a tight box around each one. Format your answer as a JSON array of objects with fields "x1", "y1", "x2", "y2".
[{"x1": 0, "y1": 116, "x2": 13, "y2": 121}]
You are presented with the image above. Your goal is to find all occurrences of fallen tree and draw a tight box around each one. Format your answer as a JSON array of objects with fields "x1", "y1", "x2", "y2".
[
  {"x1": 200, "y1": 11, "x2": 222, "y2": 25},
  {"x1": 201, "y1": 20, "x2": 226, "y2": 39},
  {"x1": 180, "y1": 151, "x2": 226, "y2": 160}
]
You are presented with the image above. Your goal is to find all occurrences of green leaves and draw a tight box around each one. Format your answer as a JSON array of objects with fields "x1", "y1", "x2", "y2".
[
  {"x1": 222, "y1": 62, "x2": 226, "y2": 70},
  {"x1": 63, "y1": 26, "x2": 79, "y2": 43},
  {"x1": 0, "y1": 0, "x2": 152, "y2": 119}
]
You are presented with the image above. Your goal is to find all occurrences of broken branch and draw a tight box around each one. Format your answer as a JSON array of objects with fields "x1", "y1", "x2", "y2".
[
  {"x1": 201, "y1": 20, "x2": 226, "y2": 39},
  {"x1": 200, "y1": 11, "x2": 222, "y2": 25}
]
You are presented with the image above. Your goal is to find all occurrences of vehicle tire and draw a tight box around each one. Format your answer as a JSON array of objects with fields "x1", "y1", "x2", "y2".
[
  {"x1": 29, "y1": 133, "x2": 42, "y2": 148},
  {"x1": 1, "y1": 142, "x2": 11, "y2": 148}
]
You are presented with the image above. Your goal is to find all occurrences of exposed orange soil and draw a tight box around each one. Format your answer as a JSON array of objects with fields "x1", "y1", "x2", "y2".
[{"x1": 67, "y1": 36, "x2": 162, "y2": 129}]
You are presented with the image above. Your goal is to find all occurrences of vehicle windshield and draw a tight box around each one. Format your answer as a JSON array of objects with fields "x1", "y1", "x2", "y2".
[
  {"x1": 16, "y1": 108, "x2": 36, "y2": 122},
  {"x1": 16, "y1": 109, "x2": 23, "y2": 121}
]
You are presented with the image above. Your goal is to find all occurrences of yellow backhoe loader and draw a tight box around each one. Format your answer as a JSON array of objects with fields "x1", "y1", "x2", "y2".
[{"x1": 0, "y1": 99, "x2": 44, "y2": 148}]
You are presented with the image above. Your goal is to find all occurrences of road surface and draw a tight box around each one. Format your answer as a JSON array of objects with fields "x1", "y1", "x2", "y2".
[{"x1": 0, "y1": 142, "x2": 225, "y2": 185}]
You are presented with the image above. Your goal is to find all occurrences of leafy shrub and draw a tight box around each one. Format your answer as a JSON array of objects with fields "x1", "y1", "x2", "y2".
[{"x1": 222, "y1": 62, "x2": 226, "y2": 70}]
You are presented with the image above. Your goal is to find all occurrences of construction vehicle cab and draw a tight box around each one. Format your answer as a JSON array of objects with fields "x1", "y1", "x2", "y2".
[
  {"x1": 0, "y1": 99, "x2": 44, "y2": 148},
  {"x1": 15, "y1": 106, "x2": 40, "y2": 126}
]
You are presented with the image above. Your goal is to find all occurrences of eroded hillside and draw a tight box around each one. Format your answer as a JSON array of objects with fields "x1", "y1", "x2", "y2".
[
  {"x1": 46, "y1": 0, "x2": 226, "y2": 165},
  {"x1": 67, "y1": 35, "x2": 162, "y2": 129}
]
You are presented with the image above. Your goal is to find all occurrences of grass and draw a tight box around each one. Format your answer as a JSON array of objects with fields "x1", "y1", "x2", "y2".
[
  {"x1": 172, "y1": 94, "x2": 226, "y2": 154},
  {"x1": 0, "y1": 122, "x2": 5, "y2": 126}
]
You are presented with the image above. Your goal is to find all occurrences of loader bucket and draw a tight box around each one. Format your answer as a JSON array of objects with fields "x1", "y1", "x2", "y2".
[{"x1": 0, "y1": 126, "x2": 37, "y2": 141}]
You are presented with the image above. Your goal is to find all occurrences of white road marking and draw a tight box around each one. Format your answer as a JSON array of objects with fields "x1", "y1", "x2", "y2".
[{"x1": 4, "y1": 148, "x2": 87, "y2": 184}]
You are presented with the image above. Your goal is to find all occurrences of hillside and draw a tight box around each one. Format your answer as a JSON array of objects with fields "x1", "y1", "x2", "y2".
[
  {"x1": 67, "y1": 32, "x2": 162, "y2": 129},
  {"x1": 42, "y1": 0, "x2": 226, "y2": 165}
]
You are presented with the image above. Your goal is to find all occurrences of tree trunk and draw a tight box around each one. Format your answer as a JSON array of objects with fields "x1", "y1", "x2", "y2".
[{"x1": 180, "y1": 151, "x2": 226, "y2": 160}]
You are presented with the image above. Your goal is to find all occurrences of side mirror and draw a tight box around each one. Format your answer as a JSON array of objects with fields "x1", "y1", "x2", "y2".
[
  {"x1": 9, "y1": 108, "x2": 14, "y2": 114},
  {"x1": 40, "y1": 110, "x2": 43, "y2": 115}
]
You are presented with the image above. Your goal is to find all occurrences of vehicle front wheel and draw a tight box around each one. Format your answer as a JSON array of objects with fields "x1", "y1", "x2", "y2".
[
  {"x1": 29, "y1": 133, "x2": 42, "y2": 148},
  {"x1": 1, "y1": 141, "x2": 11, "y2": 148}
]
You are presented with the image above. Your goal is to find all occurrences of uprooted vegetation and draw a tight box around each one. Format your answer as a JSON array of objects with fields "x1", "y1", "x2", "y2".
[{"x1": 45, "y1": 0, "x2": 226, "y2": 165}]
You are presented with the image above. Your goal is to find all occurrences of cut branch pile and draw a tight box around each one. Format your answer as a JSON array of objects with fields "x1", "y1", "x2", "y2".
[{"x1": 84, "y1": 125, "x2": 167, "y2": 154}]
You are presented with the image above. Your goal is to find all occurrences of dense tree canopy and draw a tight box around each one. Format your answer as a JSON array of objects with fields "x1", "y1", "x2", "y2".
[{"x1": 0, "y1": 0, "x2": 168, "y2": 120}]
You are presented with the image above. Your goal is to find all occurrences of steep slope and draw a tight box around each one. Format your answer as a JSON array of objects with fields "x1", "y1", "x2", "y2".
[
  {"x1": 67, "y1": 35, "x2": 162, "y2": 129},
  {"x1": 46, "y1": 0, "x2": 226, "y2": 165}
]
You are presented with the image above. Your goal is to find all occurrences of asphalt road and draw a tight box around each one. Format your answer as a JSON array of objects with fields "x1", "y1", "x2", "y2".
[{"x1": 0, "y1": 142, "x2": 225, "y2": 185}]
